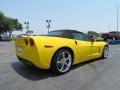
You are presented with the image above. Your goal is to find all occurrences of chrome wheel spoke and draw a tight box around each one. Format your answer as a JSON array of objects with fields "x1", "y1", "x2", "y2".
[
  {"x1": 57, "y1": 60, "x2": 62, "y2": 64},
  {"x1": 64, "y1": 62, "x2": 70, "y2": 67},
  {"x1": 65, "y1": 55, "x2": 71, "y2": 61},
  {"x1": 60, "y1": 63, "x2": 65, "y2": 71},
  {"x1": 62, "y1": 52, "x2": 65, "y2": 59}
]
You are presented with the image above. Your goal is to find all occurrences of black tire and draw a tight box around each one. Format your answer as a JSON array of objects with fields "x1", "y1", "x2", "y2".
[
  {"x1": 101, "y1": 46, "x2": 109, "y2": 59},
  {"x1": 50, "y1": 49, "x2": 73, "y2": 74}
]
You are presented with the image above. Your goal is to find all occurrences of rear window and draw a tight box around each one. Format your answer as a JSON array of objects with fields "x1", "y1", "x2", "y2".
[{"x1": 47, "y1": 31, "x2": 63, "y2": 36}]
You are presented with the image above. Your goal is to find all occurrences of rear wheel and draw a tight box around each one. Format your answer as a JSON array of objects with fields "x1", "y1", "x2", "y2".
[
  {"x1": 101, "y1": 46, "x2": 109, "y2": 59},
  {"x1": 51, "y1": 49, "x2": 73, "y2": 74}
]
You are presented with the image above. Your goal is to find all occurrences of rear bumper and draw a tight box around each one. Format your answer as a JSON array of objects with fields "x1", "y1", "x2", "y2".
[
  {"x1": 17, "y1": 55, "x2": 49, "y2": 70},
  {"x1": 17, "y1": 55, "x2": 35, "y2": 66}
]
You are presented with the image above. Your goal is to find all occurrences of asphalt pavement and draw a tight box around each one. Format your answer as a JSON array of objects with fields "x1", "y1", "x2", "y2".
[{"x1": 0, "y1": 41, "x2": 120, "y2": 90}]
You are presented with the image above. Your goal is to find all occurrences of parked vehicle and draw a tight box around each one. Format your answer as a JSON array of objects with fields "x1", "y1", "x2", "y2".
[
  {"x1": 0, "y1": 34, "x2": 11, "y2": 41},
  {"x1": 102, "y1": 31, "x2": 120, "y2": 41},
  {"x1": 15, "y1": 30, "x2": 109, "y2": 74},
  {"x1": 107, "y1": 40, "x2": 120, "y2": 45}
]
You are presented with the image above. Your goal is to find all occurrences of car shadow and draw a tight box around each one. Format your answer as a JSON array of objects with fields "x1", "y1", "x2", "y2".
[
  {"x1": 11, "y1": 59, "x2": 101, "y2": 81},
  {"x1": 11, "y1": 62, "x2": 57, "y2": 81}
]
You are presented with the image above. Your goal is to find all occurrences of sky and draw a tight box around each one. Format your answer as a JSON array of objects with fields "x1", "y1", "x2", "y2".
[{"x1": 0, "y1": 0, "x2": 120, "y2": 35}]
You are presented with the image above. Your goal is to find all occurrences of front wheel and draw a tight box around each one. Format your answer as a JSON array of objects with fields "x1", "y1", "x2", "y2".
[
  {"x1": 51, "y1": 49, "x2": 73, "y2": 74},
  {"x1": 101, "y1": 46, "x2": 109, "y2": 59}
]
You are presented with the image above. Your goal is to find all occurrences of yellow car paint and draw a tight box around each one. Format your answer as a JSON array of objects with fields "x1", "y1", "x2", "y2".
[{"x1": 15, "y1": 36, "x2": 107, "y2": 69}]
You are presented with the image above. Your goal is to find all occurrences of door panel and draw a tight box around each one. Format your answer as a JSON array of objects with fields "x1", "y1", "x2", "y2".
[{"x1": 76, "y1": 40, "x2": 92, "y2": 63}]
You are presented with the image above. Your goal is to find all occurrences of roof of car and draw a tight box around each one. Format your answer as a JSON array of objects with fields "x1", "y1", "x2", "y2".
[
  {"x1": 50, "y1": 29, "x2": 81, "y2": 33},
  {"x1": 47, "y1": 29, "x2": 85, "y2": 39}
]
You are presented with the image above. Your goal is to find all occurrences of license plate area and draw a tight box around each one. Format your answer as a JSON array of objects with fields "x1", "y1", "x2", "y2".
[{"x1": 17, "y1": 47, "x2": 23, "y2": 53}]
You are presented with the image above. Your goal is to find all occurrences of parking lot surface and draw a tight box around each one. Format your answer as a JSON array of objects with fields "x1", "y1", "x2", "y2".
[{"x1": 0, "y1": 41, "x2": 120, "y2": 90}]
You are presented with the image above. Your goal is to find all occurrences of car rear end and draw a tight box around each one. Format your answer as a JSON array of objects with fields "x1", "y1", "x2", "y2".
[{"x1": 15, "y1": 36, "x2": 41, "y2": 68}]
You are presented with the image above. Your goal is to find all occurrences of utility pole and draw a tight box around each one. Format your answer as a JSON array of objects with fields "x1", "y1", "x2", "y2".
[
  {"x1": 117, "y1": 5, "x2": 119, "y2": 32},
  {"x1": 46, "y1": 19, "x2": 51, "y2": 33},
  {"x1": 24, "y1": 21, "x2": 30, "y2": 35},
  {"x1": 24, "y1": 21, "x2": 29, "y2": 30}
]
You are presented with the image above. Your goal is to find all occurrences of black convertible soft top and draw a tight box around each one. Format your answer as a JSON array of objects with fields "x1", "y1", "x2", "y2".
[{"x1": 47, "y1": 29, "x2": 83, "y2": 39}]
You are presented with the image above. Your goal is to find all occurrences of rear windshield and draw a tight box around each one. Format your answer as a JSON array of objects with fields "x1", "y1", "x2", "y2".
[{"x1": 47, "y1": 31, "x2": 63, "y2": 36}]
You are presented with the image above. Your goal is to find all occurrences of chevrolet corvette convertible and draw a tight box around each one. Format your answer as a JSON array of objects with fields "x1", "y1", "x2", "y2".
[{"x1": 15, "y1": 30, "x2": 109, "y2": 74}]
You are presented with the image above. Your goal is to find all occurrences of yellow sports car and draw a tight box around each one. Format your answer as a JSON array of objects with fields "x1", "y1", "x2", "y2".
[{"x1": 15, "y1": 30, "x2": 109, "y2": 74}]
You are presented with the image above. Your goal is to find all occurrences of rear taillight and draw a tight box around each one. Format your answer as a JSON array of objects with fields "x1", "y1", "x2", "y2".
[
  {"x1": 30, "y1": 39, "x2": 34, "y2": 46},
  {"x1": 24, "y1": 39, "x2": 28, "y2": 46}
]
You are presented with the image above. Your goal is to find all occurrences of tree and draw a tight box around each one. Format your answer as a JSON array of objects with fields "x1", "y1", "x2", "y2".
[
  {"x1": 4, "y1": 17, "x2": 22, "y2": 37},
  {"x1": 0, "y1": 11, "x2": 5, "y2": 34},
  {"x1": 87, "y1": 31, "x2": 101, "y2": 37},
  {"x1": 0, "y1": 11, "x2": 23, "y2": 37}
]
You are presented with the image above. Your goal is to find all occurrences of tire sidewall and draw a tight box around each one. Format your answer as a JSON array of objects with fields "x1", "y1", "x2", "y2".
[{"x1": 102, "y1": 46, "x2": 109, "y2": 59}]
